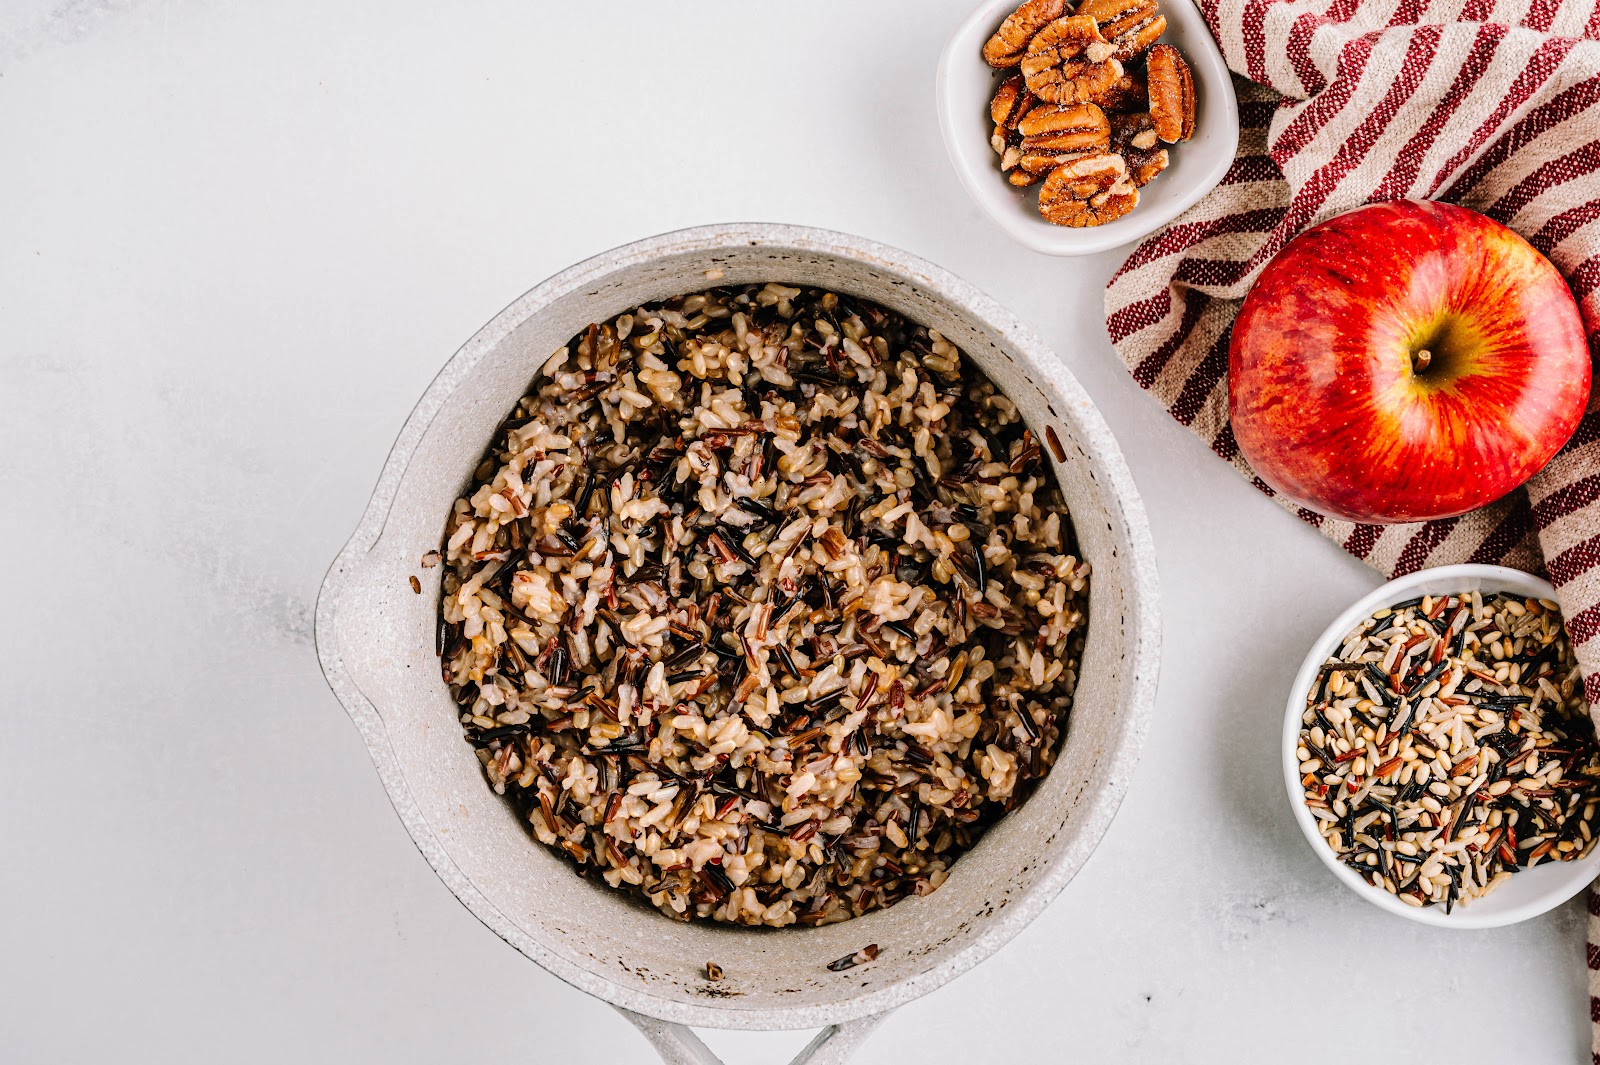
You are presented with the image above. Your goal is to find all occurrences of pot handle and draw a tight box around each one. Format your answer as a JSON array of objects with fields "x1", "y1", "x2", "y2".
[{"x1": 618, "y1": 1007, "x2": 889, "y2": 1065}]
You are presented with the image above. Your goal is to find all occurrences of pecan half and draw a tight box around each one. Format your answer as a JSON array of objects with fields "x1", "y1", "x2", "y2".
[
  {"x1": 1091, "y1": 69, "x2": 1149, "y2": 113},
  {"x1": 1147, "y1": 44, "x2": 1196, "y2": 142},
  {"x1": 1037, "y1": 151, "x2": 1139, "y2": 227},
  {"x1": 1077, "y1": 0, "x2": 1167, "y2": 61},
  {"x1": 983, "y1": 0, "x2": 1072, "y2": 68},
  {"x1": 1017, "y1": 102, "x2": 1111, "y2": 174},
  {"x1": 1021, "y1": 16, "x2": 1124, "y2": 104},
  {"x1": 990, "y1": 75, "x2": 1043, "y2": 185},
  {"x1": 1123, "y1": 147, "x2": 1169, "y2": 186},
  {"x1": 1109, "y1": 112, "x2": 1169, "y2": 186},
  {"x1": 991, "y1": 74, "x2": 1038, "y2": 130}
]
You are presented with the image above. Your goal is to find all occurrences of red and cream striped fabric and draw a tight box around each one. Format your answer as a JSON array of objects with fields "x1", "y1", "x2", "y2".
[{"x1": 1102, "y1": 0, "x2": 1600, "y2": 1051}]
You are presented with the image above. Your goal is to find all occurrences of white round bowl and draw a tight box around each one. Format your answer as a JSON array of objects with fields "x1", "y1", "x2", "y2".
[
  {"x1": 1283, "y1": 563, "x2": 1600, "y2": 929},
  {"x1": 316, "y1": 224, "x2": 1161, "y2": 1060},
  {"x1": 936, "y1": 0, "x2": 1240, "y2": 256}
]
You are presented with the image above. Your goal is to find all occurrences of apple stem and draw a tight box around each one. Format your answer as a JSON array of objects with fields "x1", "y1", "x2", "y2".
[{"x1": 1413, "y1": 348, "x2": 1433, "y2": 373}]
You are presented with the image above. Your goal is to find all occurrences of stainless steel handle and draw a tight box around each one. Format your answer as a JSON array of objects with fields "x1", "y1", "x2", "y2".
[{"x1": 618, "y1": 1007, "x2": 889, "y2": 1065}]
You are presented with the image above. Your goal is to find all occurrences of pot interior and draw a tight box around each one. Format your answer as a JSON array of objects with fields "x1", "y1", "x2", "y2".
[{"x1": 327, "y1": 227, "x2": 1153, "y2": 1027}]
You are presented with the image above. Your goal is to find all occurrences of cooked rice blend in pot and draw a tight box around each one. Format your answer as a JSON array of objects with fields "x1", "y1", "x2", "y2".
[{"x1": 436, "y1": 284, "x2": 1090, "y2": 926}]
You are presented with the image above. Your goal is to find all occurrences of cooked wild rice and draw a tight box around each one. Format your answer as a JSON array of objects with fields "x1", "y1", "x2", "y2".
[
  {"x1": 1299, "y1": 591, "x2": 1600, "y2": 912},
  {"x1": 436, "y1": 283, "x2": 1090, "y2": 926}
]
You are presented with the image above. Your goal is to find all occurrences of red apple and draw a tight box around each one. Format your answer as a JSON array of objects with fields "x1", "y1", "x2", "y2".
[{"x1": 1228, "y1": 199, "x2": 1591, "y2": 524}]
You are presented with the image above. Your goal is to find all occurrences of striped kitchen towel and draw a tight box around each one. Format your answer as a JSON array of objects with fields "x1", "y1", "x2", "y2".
[{"x1": 1102, "y1": 0, "x2": 1600, "y2": 1051}]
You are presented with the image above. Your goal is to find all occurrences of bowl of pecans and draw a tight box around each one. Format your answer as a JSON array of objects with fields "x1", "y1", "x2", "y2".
[
  {"x1": 1284, "y1": 564, "x2": 1600, "y2": 928},
  {"x1": 937, "y1": 0, "x2": 1239, "y2": 255}
]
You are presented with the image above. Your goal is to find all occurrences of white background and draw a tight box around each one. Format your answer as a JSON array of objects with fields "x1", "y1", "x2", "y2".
[{"x1": 1, "y1": 2, "x2": 1588, "y2": 1061}]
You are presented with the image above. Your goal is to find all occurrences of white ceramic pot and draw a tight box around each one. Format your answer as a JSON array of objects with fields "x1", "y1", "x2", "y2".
[{"x1": 314, "y1": 224, "x2": 1161, "y2": 1063}]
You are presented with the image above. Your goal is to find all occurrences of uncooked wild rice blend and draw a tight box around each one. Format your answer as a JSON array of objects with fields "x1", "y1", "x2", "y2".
[
  {"x1": 1299, "y1": 591, "x2": 1600, "y2": 911},
  {"x1": 435, "y1": 283, "x2": 1090, "y2": 926}
]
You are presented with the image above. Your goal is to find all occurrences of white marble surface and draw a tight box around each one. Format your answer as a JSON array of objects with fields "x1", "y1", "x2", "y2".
[{"x1": 0, "y1": 2, "x2": 1588, "y2": 1061}]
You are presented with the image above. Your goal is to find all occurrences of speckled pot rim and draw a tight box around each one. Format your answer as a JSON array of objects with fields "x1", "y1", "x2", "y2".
[{"x1": 314, "y1": 223, "x2": 1161, "y2": 1030}]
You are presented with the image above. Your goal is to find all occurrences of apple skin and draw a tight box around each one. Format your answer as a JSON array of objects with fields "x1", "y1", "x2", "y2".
[{"x1": 1228, "y1": 199, "x2": 1592, "y2": 524}]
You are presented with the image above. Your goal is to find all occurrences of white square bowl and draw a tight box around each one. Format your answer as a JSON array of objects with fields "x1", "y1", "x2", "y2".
[{"x1": 936, "y1": 0, "x2": 1240, "y2": 256}]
